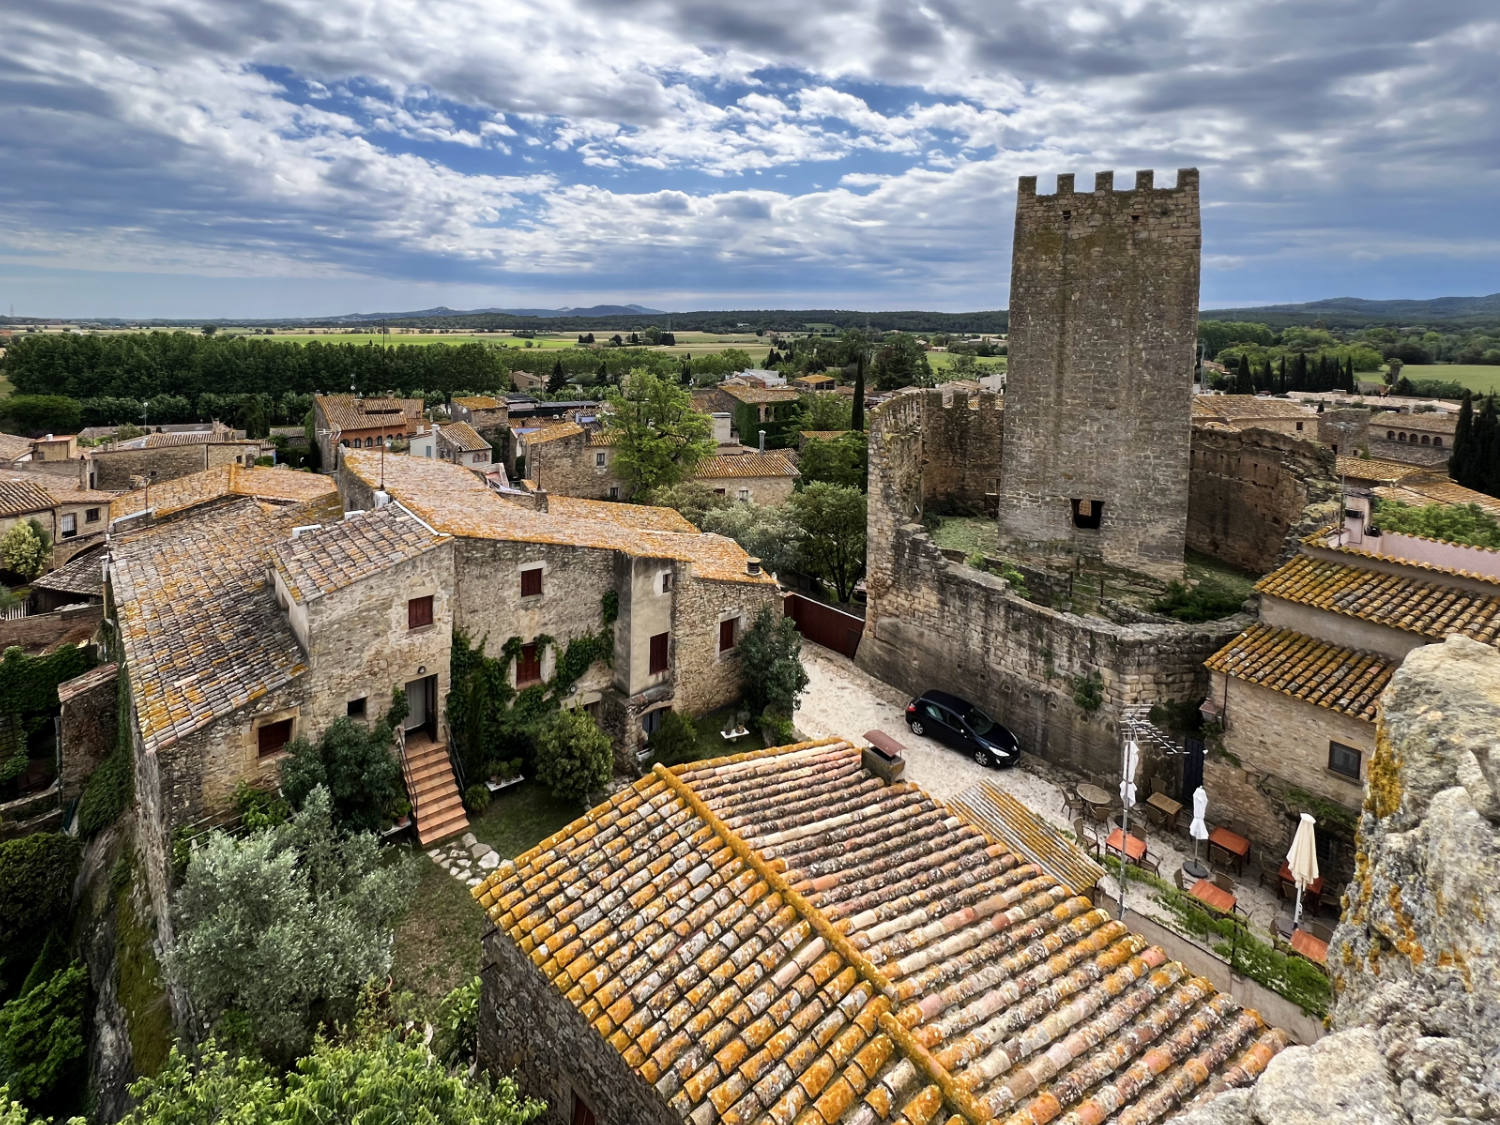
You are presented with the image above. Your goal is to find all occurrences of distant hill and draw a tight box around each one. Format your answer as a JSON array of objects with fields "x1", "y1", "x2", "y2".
[
  {"x1": 1203, "y1": 293, "x2": 1500, "y2": 329},
  {"x1": 324, "y1": 303, "x2": 666, "y2": 322}
]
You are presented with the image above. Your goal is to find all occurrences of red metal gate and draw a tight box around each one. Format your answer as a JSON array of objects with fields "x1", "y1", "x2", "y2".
[{"x1": 783, "y1": 593, "x2": 864, "y2": 658}]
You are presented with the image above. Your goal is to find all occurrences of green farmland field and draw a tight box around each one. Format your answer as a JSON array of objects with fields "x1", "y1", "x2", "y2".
[{"x1": 1398, "y1": 365, "x2": 1500, "y2": 395}]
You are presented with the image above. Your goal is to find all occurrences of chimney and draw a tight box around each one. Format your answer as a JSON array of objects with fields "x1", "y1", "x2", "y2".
[
  {"x1": 374, "y1": 490, "x2": 391, "y2": 509},
  {"x1": 746, "y1": 557, "x2": 761, "y2": 576},
  {"x1": 758, "y1": 429, "x2": 766, "y2": 452},
  {"x1": 711, "y1": 412, "x2": 732, "y2": 446},
  {"x1": 861, "y1": 730, "x2": 906, "y2": 783}
]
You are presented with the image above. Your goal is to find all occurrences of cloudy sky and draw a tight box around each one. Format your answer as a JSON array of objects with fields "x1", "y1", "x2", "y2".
[{"x1": 2, "y1": 0, "x2": 1497, "y2": 318}]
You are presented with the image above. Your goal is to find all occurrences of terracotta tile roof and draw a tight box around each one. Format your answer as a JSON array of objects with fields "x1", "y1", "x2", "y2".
[
  {"x1": 273, "y1": 505, "x2": 450, "y2": 603},
  {"x1": 522, "y1": 422, "x2": 585, "y2": 446},
  {"x1": 1191, "y1": 396, "x2": 1315, "y2": 423},
  {"x1": 438, "y1": 421, "x2": 492, "y2": 453},
  {"x1": 452, "y1": 395, "x2": 506, "y2": 411},
  {"x1": 545, "y1": 496, "x2": 697, "y2": 532},
  {"x1": 1373, "y1": 410, "x2": 1457, "y2": 433},
  {"x1": 111, "y1": 498, "x2": 312, "y2": 753},
  {"x1": 477, "y1": 741, "x2": 1287, "y2": 1125},
  {"x1": 800, "y1": 430, "x2": 850, "y2": 442},
  {"x1": 1375, "y1": 475, "x2": 1500, "y2": 516},
  {"x1": 1336, "y1": 456, "x2": 1421, "y2": 483},
  {"x1": 795, "y1": 374, "x2": 836, "y2": 384},
  {"x1": 949, "y1": 782, "x2": 1108, "y2": 895},
  {"x1": 718, "y1": 384, "x2": 801, "y2": 405},
  {"x1": 0, "y1": 478, "x2": 59, "y2": 517},
  {"x1": 315, "y1": 394, "x2": 423, "y2": 433},
  {"x1": 141, "y1": 431, "x2": 254, "y2": 448},
  {"x1": 586, "y1": 430, "x2": 617, "y2": 447},
  {"x1": 108, "y1": 464, "x2": 337, "y2": 523},
  {"x1": 693, "y1": 452, "x2": 800, "y2": 479},
  {"x1": 1306, "y1": 524, "x2": 1500, "y2": 583},
  {"x1": 0, "y1": 433, "x2": 33, "y2": 463},
  {"x1": 1205, "y1": 622, "x2": 1394, "y2": 721},
  {"x1": 1257, "y1": 553, "x2": 1500, "y2": 645},
  {"x1": 343, "y1": 449, "x2": 772, "y2": 585},
  {"x1": 32, "y1": 548, "x2": 106, "y2": 597}
]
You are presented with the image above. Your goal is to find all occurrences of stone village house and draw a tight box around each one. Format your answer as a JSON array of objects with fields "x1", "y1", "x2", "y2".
[
  {"x1": 1201, "y1": 497, "x2": 1500, "y2": 881},
  {"x1": 312, "y1": 394, "x2": 425, "y2": 469},
  {"x1": 475, "y1": 740, "x2": 1290, "y2": 1125}
]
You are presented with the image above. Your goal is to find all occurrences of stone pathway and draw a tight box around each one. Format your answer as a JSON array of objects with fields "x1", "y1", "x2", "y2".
[{"x1": 427, "y1": 831, "x2": 502, "y2": 890}]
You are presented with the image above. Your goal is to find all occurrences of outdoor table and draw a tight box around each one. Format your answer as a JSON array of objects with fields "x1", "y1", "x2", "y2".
[
  {"x1": 1105, "y1": 828, "x2": 1148, "y2": 865},
  {"x1": 1144, "y1": 791, "x2": 1182, "y2": 832},
  {"x1": 1278, "y1": 861, "x2": 1324, "y2": 898},
  {"x1": 1077, "y1": 783, "x2": 1113, "y2": 814},
  {"x1": 1208, "y1": 826, "x2": 1251, "y2": 874},
  {"x1": 1290, "y1": 928, "x2": 1329, "y2": 965},
  {"x1": 1189, "y1": 878, "x2": 1236, "y2": 916}
]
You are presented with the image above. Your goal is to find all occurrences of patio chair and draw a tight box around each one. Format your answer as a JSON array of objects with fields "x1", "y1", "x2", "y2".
[
  {"x1": 1306, "y1": 920, "x2": 1335, "y2": 943},
  {"x1": 1072, "y1": 818, "x2": 1100, "y2": 859},
  {"x1": 1060, "y1": 783, "x2": 1086, "y2": 820},
  {"x1": 1213, "y1": 871, "x2": 1235, "y2": 894},
  {"x1": 1173, "y1": 867, "x2": 1188, "y2": 892},
  {"x1": 1140, "y1": 851, "x2": 1162, "y2": 877}
]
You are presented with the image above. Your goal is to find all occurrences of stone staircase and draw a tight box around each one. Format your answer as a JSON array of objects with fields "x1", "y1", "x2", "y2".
[{"x1": 403, "y1": 730, "x2": 469, "y2": 846}]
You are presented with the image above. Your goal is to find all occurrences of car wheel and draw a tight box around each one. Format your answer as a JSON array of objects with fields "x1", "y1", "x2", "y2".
[
  {"x1": 910, "y1": 720, "x2": 925, "y2": 736},
  {"x1": 974, "y1": 749, "x2": 993, "y2": 768}
]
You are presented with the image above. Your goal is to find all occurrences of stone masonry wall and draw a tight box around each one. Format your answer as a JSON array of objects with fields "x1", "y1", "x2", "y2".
[
  {"x1": 479, "y1": 927, "x2": 678, "y2": 1125},
  {"x1": 1174, "y1": 636, "x2": 1500, "y2": 1125},
  {"x1": 671, "y1": 573, "x2": 778, "y2": 718},
  {"x1": 918, "y1": 385, "x2": 1004, "y2": 512},
  {"x1": 58, "y1": 662, "x2": 117, "y2": 803},
  {"x1": 90, "y1": 442, "x2": 256, "y2": 491},
  {"x1": 1317, "y1": 407, "x2": 1372, "y2": 457},
  {"x1": 1366, "y1": 436, "x2": 1450, "y2": 468},
  {"x1": 998, "y1": 169, "x2": 1200, "y2": 580},
  {"x1": 1187, "y1": 425, "x2": 1341, "y2": 574},
  {"x1": 528, "y1": 431, "x2": 625, "y2": 500}
]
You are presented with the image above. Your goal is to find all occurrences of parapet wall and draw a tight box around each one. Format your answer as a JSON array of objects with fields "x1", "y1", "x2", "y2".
[
  {"x1": 1187, "y1": 425, "x2": 1341, "y2": 574},
  {"x1": 918, "y1": 385, "x2": 1004, "y2": 511}
]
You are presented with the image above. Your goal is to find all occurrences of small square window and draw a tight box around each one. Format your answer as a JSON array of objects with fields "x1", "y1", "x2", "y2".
[
  {"x1": 521, "y1": 568, "x2": 543, "y2": 598},
  {"x1": 570, "y1": 1096, "x2": 597, "y2": 1125},
  {"x1": 346, "y1": 697, "x2": 367, "y2": 719},
  {"x1": 607, "y1": 486, "x2": 619, "y2": 499},
  {"x1": 1070, "y1": 498, "x2": 1104, "y2": 530},
  {"x1": 1328, "y1": 741, "x2": 1361, "y2": 779},
  {"x1": 85, "y1": 508, "x2": 101, "y2": 523},
  {"x1": 661, "y1": 571, "x2": 673, "y2": 593},
  {"x1": 257, "y1": 717, "x2": 294, "y2": 757},
  {"x1": 408, "y1": 595, "x2": 434, "y2": 630},
  {"x1": 737, "y1": 488, "x2": 750, "y2": 502},
  {"x1": 1295, "y1": 421, "x2": 1304, "y2": 432},
  {"x1": 719, "y1": 617, "x2": 738, "y2": 653},
  {"x1": 517, "y1": 642, "x2": 542, "y2": 686},
  {"x1": 595, "y1": 452, "x2": 607, "y2": 466},
  {"x1": 60, "y1": 513, "x2": 77, "y2": 537},
  {"x1": 649, "y1": 632, "x2": 669, "y2": 675}
]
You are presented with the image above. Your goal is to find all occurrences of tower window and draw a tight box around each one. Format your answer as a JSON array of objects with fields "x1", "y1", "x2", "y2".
[{"x1": 1070, "y1": 498, "x2": 1104, "y2": 530}]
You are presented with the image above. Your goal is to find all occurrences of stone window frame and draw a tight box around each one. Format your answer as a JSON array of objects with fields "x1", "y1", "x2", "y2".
[
  {"x1": 346, "y1": 696, "x2": 368, "y2": 720},
  {"x1": 516, "y1": 641, "x2": 544, "y2": 687},
  {"x1": 1069, "y1": 497, "x2": 1104, "y2": 530},
  {"x1": 407, "y1": 594, "x2": 435, "y2": 631},
  {"x1": 718, "y1": 613, "x2": 741, "y2": 658},
  {"x1": 1327, "y1": 740, "x2": 1362, "y2": 780},
  {"x1": 60, "y1": 513, "x2": 78, "y2": 538},
  {"x1": 737, "y1": 487, "x2": 751, "y2": 502},
  {"x1": 252, "y1": 707, "x2": 299, "y2": 760},
  {"x1": 85, "y1": 507, "x2": 101, "y2": 523},
  {"x1": 1434, "y1": 436, "x2": 1444, "y2": 448},
  {"x1": 595, "y1": 451, "x2": 608, "y2": 467},
  {"x1": 660, "y1": 570, "x2": 673, "y2": 594}
]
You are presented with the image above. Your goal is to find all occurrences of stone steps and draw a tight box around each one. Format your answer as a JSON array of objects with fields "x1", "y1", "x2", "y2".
[{"x1": 401, "y1": 735, "x2": 469, "y2": 846}]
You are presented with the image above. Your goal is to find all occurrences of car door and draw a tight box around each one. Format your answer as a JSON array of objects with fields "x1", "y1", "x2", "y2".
[{"x1": 922, "y1": 702, "x2": 962, "y2": 747}]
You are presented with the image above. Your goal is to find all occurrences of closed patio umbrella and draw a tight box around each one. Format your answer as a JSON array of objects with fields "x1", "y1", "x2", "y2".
[
  {"x1": 1186, "y1": 786, "x2": 1210, "y2": 878},
  {"x1": 1119, "y1": 739, "x2": 1140, "y2": 808},
  {"x1": 1287, "y1": 813, "x2": 1320, "y2": 927}
]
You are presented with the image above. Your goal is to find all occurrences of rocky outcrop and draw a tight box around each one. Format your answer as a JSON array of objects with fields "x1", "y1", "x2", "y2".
[{"x1": 1175, "y1": 635, "x2": 1500, "y2": 1125}]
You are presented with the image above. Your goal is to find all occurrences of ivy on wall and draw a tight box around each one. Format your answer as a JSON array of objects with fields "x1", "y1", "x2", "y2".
[
  {"x1": 446, "y1": 595, "x2": 616, "y2": 782},
  {"x1": 0, "y1": 644, "x2": 95, "y2": 786}
]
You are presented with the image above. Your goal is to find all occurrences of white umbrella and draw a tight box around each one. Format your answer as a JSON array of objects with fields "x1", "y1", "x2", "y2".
[
  {"x1": 1119, "y1": 739, "x2": 1140, "y2": 808},
  {"x1": 1287, "y1": 813, "x2": 1320, "y2": 927},
  {"x1": 1185, "y1": 786, "x2": 1210, "y2": 877}
]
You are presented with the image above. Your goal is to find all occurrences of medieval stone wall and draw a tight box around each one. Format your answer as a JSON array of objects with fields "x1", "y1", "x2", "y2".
[
  {"x1": 917, "y1": 385, "x2": 1004, "y2": 511},
  {"x1": 1317, "y1": 407, "x2": 1371, "y2": 457},
  {"x1": 1187, "y1": 425, "x2": 1341, "y2": 574},
  {"x1": 999, "y1": 169, "x2": 1200, "y2": 580},
  {"x1": 58, "y1": 662, "x2": 117, "y2": 803},
  {"x1": 1175, "y1": 637, "x2": 1500, "y2": 1125},
  {"x1": 479, "y1": 928, "x2": 678, "y2": 1125},
  {"x1": 90, "y1": 442, "x2": 256, "y2": 491}
]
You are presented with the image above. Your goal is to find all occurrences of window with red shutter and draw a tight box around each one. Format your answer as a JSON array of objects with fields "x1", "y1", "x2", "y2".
[
  {"x1": 408, "y1": 595, "x2": 434, "y2": 629},
  {"x1": 257, "y1": 718, "x2": 293, "y2": 757},
  {"x1": 649, "y1": 632, "x2": 669, "y2": 675},
  {"x1": 719, "y1": 617, "x2": 737, "y2": 653},
  {"x1": 517, "y1": 642, "x2": 542, "y2": 686},
  {"x1": 569, "y1": 1095, "x2": 597, "y2": 1125},
  {"x1": 520, "y1": 568, "x2": 543, "y2": 597}
]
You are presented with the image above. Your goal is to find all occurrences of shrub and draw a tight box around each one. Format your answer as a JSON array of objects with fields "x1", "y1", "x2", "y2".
[
  {"x1": 0, "y1": 523, "x2": 47, "y2": 582},
  {"x1": 532, "y1": 708, "x2": 612, "y2": 805},
  {"x1": 0, "y1": 834, "x2": 81, "y2": 957},
  {"x1": 1371, "y1": 499, "x2": 1500, "y2": 549},
  {"x1": 1151, "y1": 580, "x2": 1245, "y2": 623},
  {"x1": 0, "y1": 962, "x2": 87, "y2": 1110},
  {"x1": 76, "y1": 746, "x2": 132, "y2": 838},
  {"x1": 463, "y1": 785, "x2": 490, "y2": 814},
  {"x1": 280, "y1": 718, "x2": 403, "y2": 835},
  {"x1": 737, "y1": 607, "x2": 809, "y2": 721},
  {"x1": 232, "y1": 782, "x2": 290, "y2": 831},
  {"x1": 646, "y1": 709, "x2": 698, "y2": 763},
  {"x1": 167, "y1": 788, "x2": 417, "y2": 1064}
]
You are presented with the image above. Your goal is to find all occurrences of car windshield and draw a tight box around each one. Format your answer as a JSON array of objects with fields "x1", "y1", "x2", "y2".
[{"x1": 964, "y1": 707, "x2": 996, "y2": 736}]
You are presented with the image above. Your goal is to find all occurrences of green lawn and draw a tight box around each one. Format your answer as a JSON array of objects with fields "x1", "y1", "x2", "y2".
[
  {"x1": 390, "y1": 857, "x2": 486, "y2": 1014},
  {"x1": 1183, "y1": 549, "x2": 1260, "y2": 600},
  {"x1": 928, "y1": 351, "x2": 1005, "y2": 373},
  {"x1": 1398, "y1": 364, "x2": 1500, "y2": 394},
  {"x1": 931, "y1": 515, "x2": 1000, "y2": 557},
  {"x1": 467, "y1": 782, "x2": 584, "y2": 859}
]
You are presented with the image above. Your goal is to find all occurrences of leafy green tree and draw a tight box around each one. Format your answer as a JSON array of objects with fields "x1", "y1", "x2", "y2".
[
  {"x1": 0, "y1": 834, "x2": 81, "y2": 964},
  {"x1": 167, "y1": 788, "x2": 417, "y2": 1063},
  {"x1": 0, "y1": 523, "x2": 48, "y2": 581},
  {"x1": 604, "y1": 371, "x2": 714, "y2": 492},
  {"x1": 532, "y1": 707, "x2": 611, "y2": 805},
  {"x1": 1371, "y1": 500, "x2": 1500, "y2": 548},
  {"x1": 698, "y1": 502, "x2": 801, "y2": 578},
  {"x1": 796, "y1": 432, "x2": 867, "y2": 492},
  {"x1": 640, "y1": 481, "x2": 729, "y2": 527},
  {"x1": 794, "y1": 392, "x2": 852, "y2": 433},
  {"x1": 736, "y1": 607, "x2": 809, "y2": 724},
  {"x1": 788, "y1": 483, "x2": 867, "y2": 603},
  {"x1": 869, "y1": 333, "x2": 932, "y2": 391},
  {"x1": 279, "y1": 717, "x2": 404, "y2": 834},
  {"x1": 0, "y1": 396, "x2": 81, "y2": 438},
  {"x1": 0, "y1": 963, "x2": 86, "y2": 1112},
  {"x1": 0, "y1": 1086, "x2": 64, "y2": 1125},
  {"x1": 117, "y1": 1033, "x2": 542, "y2": 1125}
]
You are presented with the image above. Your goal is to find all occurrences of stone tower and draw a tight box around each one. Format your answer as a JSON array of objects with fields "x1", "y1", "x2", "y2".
[{"x1": 997, "y1": 169, "x2": 1200, "y2": 580}]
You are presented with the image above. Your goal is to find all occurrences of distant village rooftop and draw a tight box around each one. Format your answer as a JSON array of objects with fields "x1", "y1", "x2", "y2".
[
  {"x1": 1205, "y1": 621, "x2": 1394, "y2": 722},
  {"x1": 108, "y1": 463, "x2": 338, "y2": 523},
  {"x1": 693, "y1": 451, "x2": 799, "y2": 479}
]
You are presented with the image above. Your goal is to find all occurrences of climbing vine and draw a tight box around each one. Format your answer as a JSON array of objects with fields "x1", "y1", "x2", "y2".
[
  {"x1": 446, "y1": 595, "x2": 616, "y2": 783},
  {"x1": 0, "y1": 644, "x2": 95, "y2": 786}
]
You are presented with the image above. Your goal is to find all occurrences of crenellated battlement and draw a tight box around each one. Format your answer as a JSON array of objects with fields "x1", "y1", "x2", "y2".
[{"x1": 1017, "y1": 168, "x2": 1198, "y2": 198}]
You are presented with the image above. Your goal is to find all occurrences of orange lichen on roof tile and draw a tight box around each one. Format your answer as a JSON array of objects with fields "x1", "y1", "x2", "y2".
[
  {"x1": 545, "y1": 495, "x2": 698, "y2": 532},
  {"x1": 522, "y1": 421, "x2": 584, "y2": 446},
  {"x1": 1375, "y1": 473, "x2": 1500, "y2": 516},
  {"x1": 720, "y1": 384, "x2": 801, "y2": 405},
  {"x1": 111, "y1": 497, "x2": 315, "y2": 753},
  {"x1": 438, "y1": 421, "x2": 491, "y2": 453},
  {"x1": 475, "y1": 741, "x2": 1287, "y2": 1124},
  {"x1": 586, "y1": 430, "x2": 617, "y2": 446},
  {"x1": 694, "y1": 452, "x2": 800, "y2": 479},
  {"x1": 343, "y1": 448, "x2": 770, "y2": 584},
  {"x1": 1205, "y1": 622, "x2": 1394, "y2": 721},
  {"x1": 0, "y1": 478, "x2": 62, "y2": 517},
  {"x1": 273, "y1": 504, "x2": 449, "y2": 603},
  {"x1": 800, "y1": 430, "x2": 850, "y2": 442},
  {"x1": 1190, "y1": 396, "x2": 1315, "y2": 424},
  {"x1": 1335, "y1": 456, "x2": 1421, "y2": 484},
  {"x1": 108, "y1": 463, "x2": 336, "y2": 523},
  {"x1": 315, "y1": 394, "x2": 422, "y2": 432},
  {"x1": 1257, "y1": 553, "x2": 1500, "y2": 645},
  {"x1": 452, "y1": 395, "x2": 505, "y2": 411}
]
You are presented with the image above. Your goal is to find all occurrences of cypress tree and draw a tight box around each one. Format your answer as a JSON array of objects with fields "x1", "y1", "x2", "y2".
[
  {"x1": 1343, "y1": 356, "x2": 1356, "y2": 393},
  {"x1": 1235, "y1": 354, "x2": 1254, "y2": 394},
  {"x1": 851, "y1": 347, "x2": 867, "y2": 433},
  {"x1": 1452, "y1": 391, "x2": 1475, "y2": 486},
  {"x1": 1277, "y1": 355, "x2": 1287, "y2": 393},
  {"x1": 1479, "y1": 396, "x2": 1500, "y2": 499}
]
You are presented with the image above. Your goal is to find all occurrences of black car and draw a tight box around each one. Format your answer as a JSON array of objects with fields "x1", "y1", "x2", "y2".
[{"x1": 904, "y1": 690, "x2": 1020, "y2": 768}]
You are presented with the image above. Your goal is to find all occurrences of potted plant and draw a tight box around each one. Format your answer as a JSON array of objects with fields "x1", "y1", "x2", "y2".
[
  {"x1": 379, "y1": 796, "x2": 412, "y2": 839},
  {"x1": 487, "y1": 758, "x2": 525, "y2": 793}
]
